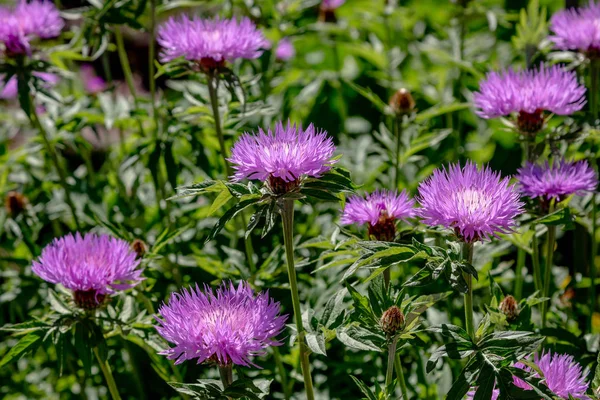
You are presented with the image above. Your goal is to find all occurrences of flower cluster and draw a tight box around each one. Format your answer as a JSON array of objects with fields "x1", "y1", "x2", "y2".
[
  {"x1": 32, "y1": 233, "x2": 143, "y2": 309},
  {"x1": 550, "y1": 1, "x2": 600, "y2": 55},
  {"x1": 228, "y1": 121, "x2": 337, "y2": 194},
  {"x1": 341, "y1": 189, "x2": 415, "y2": 241},
  {"x1": 417, "y1": 162, "x2": 524, "y2": 242},
  {"x1": 155, "y1": 281, "x2": 287, "y2": 367},
  {"x1": 473, "y1": 64, "x2": 586, "y2": 133},
  {"x1": 157, "y1": 16, "x2": 267, "y2": 71},
  {"x1": 0, "y1": 0, "x2": 63, "y2": 56},
  {"x1": 517, "y1": 159, "x2": 597, "y2": 202}
]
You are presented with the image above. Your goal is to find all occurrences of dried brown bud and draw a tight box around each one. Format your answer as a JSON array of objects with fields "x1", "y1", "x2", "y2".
[
  {"x1": 131, "y1": 239, "x2": 147, "y2": 259},
  {"x1": 5, "y1": 191, "x2": 27, "y2": 216},
  {"x1": 380, "y1": 306, "x2": 405, "y2": 336},
  {"x1": 499, "y1": 295, "x2": 519, "y2": 322},
  {"x1": 389, "y1": 88, "x2": 415, "y2": 116}
]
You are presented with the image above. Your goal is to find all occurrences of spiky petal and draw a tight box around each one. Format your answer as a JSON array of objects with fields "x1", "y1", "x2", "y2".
[
  {"x1": 228, "y1": 121, "x2": 337, "y2": 184},
  {"x1": 155, "y1": 281, "x2": 287, "y2": 367},
  {"x1": 157, "y1": 16, "x2": 267, "y2": 64},
  {"x1": 341, "y1": 189, "x2": 416, "y2": 226},
  {"x1": 473, "y1": 64, "x2": 586, "y2": 119},
  {"x1": 517, "y1": 159, "x2": 597, "y2": 201},
  {"x1": 417, "y1": 162, "x2": 524, "y2": 242},
  {"x1": 549, "y1": 1, "x2": 600, "y2": 54},
  {"x1": 0, "y1": 0, "x2": 63, "y2": 55},
  {"x1": 32, "y1": 233, "x2": 143, "y2": 295}
]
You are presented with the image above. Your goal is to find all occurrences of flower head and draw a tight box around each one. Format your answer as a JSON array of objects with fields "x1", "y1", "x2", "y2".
[
  {"x1": 1, "y1": 71, "x2": 58, "y2": 99},
  {"x1": 389, "y1": 88, "x2": 415, "y2": 116},
  {"x1": 157, "y1": 16, "x2": 267, "y2": 71},
  {"x1": 275, "y1": 37, "x2": 295, "y2": 61},
  {"x1": 32, "y1": 233, "x2": 143, "y2": 309},
  {"x1": 155, "y1": 281, "x2": 287, "y2": 367},
  {"x1": 0, "y1": 0, "x2": 63, "y2": 56},
  {"x1": 80, "y1": 64, "x2": 106, "y2": 94},
  {"x1": 512, "y1": 352, "x2": 590, "y2": 399},
  {"x1": 550, "y1": 1, "x2": 600, "y2": 55},
  {"x1": 517, "y1": 159, "x2": 597, "y2": 202},
  {"x1": 341, "y1": 189, "x2": 415, "y2": 241},
  {"x1": 417, "y1": 162, "x2": 524, "y2": 242},
  {"x1": 228, "y1": 121, "x2": 336, "y2": 194},
  {"x1": 473, "y1": 64, "x2": 586, "y2": 133}
]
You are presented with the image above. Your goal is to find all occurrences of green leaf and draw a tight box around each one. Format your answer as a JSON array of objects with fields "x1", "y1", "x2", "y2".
[
  {"x1": 74, "y1": 322, "x2": 93, "y2": 375},
  {"x1": 320, "y1": 288, "x2": 347, "y2": 329},
  {"x1": 208, "y1": 186, "x2": 233, "y2": 216},
  {"x1": 592, "y1": 351, "x2": 600, "y2": 397},
  {"x1": 473, "y1": 361, "x2": 496, "y2": 400},
  {"x1": 48, "y1": 290, "x2": 73, "y2": 315},
  {"x1": 223, "y1": 378, "x2": 272, "y2": 399},
  {"x1": 350, "y1": 376, "x2": 378, "y2": 400},
  {"x1": 206, "y1": 196, "x2": 263, "y2": 241},
  {"x1": 0, "y1": 320, "x2": 50, "y2": 333},
  {"x1": 305, "y1": 332, "x2": 327, "y2": 356},
  {"x1": 0, "y1": 331, "x2": 44, "y2": 368},
  {"x1": 337, "y1": 325, "x2": 383, "y2": 352},
  {"x1": 445, "y1": 357, "x2": 481, "y2": 400},
  {"x1": 168, "y1": 380, "x2": 224, "y2": 399}
]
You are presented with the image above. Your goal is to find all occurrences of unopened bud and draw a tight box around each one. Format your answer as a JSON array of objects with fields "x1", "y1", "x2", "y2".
[
  {"x1": 499, "y1": 295, "x2": 519, "y2": 322},
  {"x1": 380, "y1": 306, "x2": 405, "y2": 336},
  {"x1": 5, "y1": 191, "x2": 27, "y2": 217},
  {"x1": 389, "y1": 88, "x2": 415, "y2": 116},
  {"x1": 131, "y1": 239, "x2": 147, "y2": 259}
]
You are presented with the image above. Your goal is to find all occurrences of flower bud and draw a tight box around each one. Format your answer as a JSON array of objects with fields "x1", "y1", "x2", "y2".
[
  {"x1": 389, "y1": 88, "x2": 415, "y2": 116},
  {"x1": 5, "y1": 191, "x2": 27, "y2": 217},
  {"x1": 131, "y1": 239, "x2": 147, "y2": 259},
  {"x1": 380, "y1": 305, "x2": 405, "y2": 336},
  {"x1": 499, "y1": 295, "x2": 519, "y2": 322}
]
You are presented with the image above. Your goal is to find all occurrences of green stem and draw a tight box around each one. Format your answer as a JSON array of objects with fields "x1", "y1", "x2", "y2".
[
  {"x1": 463, "y1": 241, "x2": 475, "y2": 340},
  {"x1": 383, "y1": 268, "x2": 391, "y2": 290},
  {"x1": 273, "y1": 347, "x2": 291, "y2": 400},
  {"x1": 218, "y1": 364, "x2": 233, "y2": 390},
  {"x1": 206, "y1": 73, "x2": 256, "y2": 275},
  {"x1": 394, "y1": 353, "x2": 409, "y2": 399},
  {"x1": 514, "y1": 247, "x2": 526, "y2": 300},
  {"x1": 385, "y1": 338, "x2": 398, "y2": 390},
  {"x1": 393, "y1": 117, "x2": 403, "y2": 190},
  {"x1": 114, "y1": 26, "x2": 145, "y2": 136},
  {"x1": 591, "y1": 59, "x2": 600, "y2": 121},
  {"x1": 542, "y1": 203, "x2": 557, "y2": 327},
  {"x1": 27, "y1": 95, "x2": 81, "y2": 230},
  {"x1": 590, "y1": 192, "x2": 597, "y2": 333},
  {"x1": 149, "y1": 0, "x2": 158, "y2": 135},
  {"x1": 281, "y1": 199, "x2": 315, "y2": 400},
  {"x1": 93, "y1": 347, "x2": 122, "y2": 400},
  {"x1": 532, "y1": 228, "x2": 543, "y2": 293}
]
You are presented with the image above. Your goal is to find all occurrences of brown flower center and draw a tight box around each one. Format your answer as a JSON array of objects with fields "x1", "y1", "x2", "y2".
[
  {"x1": 368, "y1": 213, "x2": 397, "y2": 242},
  {"x1": 517, "y1": 109, "x2": 544, "y2": 134},
  {"x1": 268, "y1": 175, "x2": 300, "y2": 195},
  {"x1": 74, "y1": 290, "x2": 107, "y2": 310}
]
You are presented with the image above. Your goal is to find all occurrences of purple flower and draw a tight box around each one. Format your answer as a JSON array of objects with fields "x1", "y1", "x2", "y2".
[
  {"x1": 32, "y1": 233, "x2": 143, "y2": 309},
  {"x1": 517, "y1": 159, "x2": 597, "y2": 202},
  {"x1": 417, "y1": 162, "x2": 524, "y2": 242},
  {"x1": 550, "y1": 1, "x2": 600, "y2": 54},
  {"x1": 155, "y1": 281, "x2": 287, "y2": 367},
  {"x1": 1, "y1": 71, "x2": 58, "y2": 99},
  {"x1": 228, "y1": 121, "x2": 337, "y2": 194},
  {"x1": 157, "y1": 16, "x2": 267, "y2": 70},
  {"x1": 275, "y1": 37, "x2": 295, "y2": 61},
  {"x1": 473, "y1": 64, "x2": 586, "y2": 133},
  {"x1": 321, "y1": 0, "x2": 345, "y2": 10},
  {"x1": 0, "y1": 0, "x2": 63, "y2": 55},
  {"x1": 341, "y1": 189, "x2": 415, "y2": 241},
  {"x1": 512, "y1": 353, "x2": 590, "y2": 399},
  {"x1": 80, "y1": 64, "x2": 106, "y2": 94}
]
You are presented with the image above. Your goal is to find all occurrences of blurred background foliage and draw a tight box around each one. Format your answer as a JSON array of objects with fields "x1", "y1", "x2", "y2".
[{"x1": 1, "y1": 0, "x2": 599, "y2": 399}]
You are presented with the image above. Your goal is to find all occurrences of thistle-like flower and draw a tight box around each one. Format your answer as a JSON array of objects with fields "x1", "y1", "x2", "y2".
[
  {"x1": 341, "y1": 189, "x2": 416, "y2": 241},
  {"x1": 473, "y1": 64, "x2": 586, "y2": 134},
  {"x1": 228, "y1": 121, "x2": 337, "y2": 194},
  {"x1": 417, "y1": 162, "x2": 524, "y2": 242},
  {"x1": 32, "y1": 233, "x2": 143, "y2": 310},
  {"x1": 517, "y1": 159, "x2": 597, "y2": 203},
  {"x1": 513, "y1": 352, "x2": 591, "y2": 399},
  {"x1": 380, "y1": 306, "x2": 405, "y2": 336},
  {"x1": 0, "y1": 0, "x2": 63, "y2": 56},
  {"x1": 275, "y1": 37, "x2": 295, "y2": 61},
  {"x1": 549, "y1": 1, "x2": 600, "y2": 56},
  {"x1": 157, "y1": 16, "x2": 267, "y2": 72},
  {"x1": 155, "y1": 281, "x2": 287, "y2": 367}
]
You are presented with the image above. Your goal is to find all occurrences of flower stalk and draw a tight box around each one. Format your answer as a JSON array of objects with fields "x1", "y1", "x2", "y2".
[
  {"x1": 385, "y1": 337, "x2": 398, "y2": 390},
  {"x1": 218, "y1": 364, "x2": 233, "y2": 390},
  {"x1": 93, "y1": 347, "x2": 122, "y2": 400},
  {"x1": 542, "y1": 201, "x2": 557, "y2": 327},
  {"x1": 463, "y1": 241, "x2": 475, "y2": 340},
  {"x1": 280, "y1": 198, "x2": 315, "y2": 400},
  {"x1": 395, "y1": 354, "x2": 409, "y2": 400}
]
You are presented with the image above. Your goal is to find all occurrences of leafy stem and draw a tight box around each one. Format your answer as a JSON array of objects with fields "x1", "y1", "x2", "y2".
[
  {"x1": 462, "y1": 241, "x2": 475, "y2": 340},
  {"x1": 281, "y1": 198, "x2": 315, "y2": 400},
  {"x1": 93, "y1": 346, "x2": 122, "y2": 400},
  {"x1": 541, "y1": 201, "x2": 556, "y2": 327}
]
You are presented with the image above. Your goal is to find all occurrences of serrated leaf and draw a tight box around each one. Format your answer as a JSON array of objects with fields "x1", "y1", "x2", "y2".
[{"x1": 0, "y1": 331, "x2": 44, "y2": 368}]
